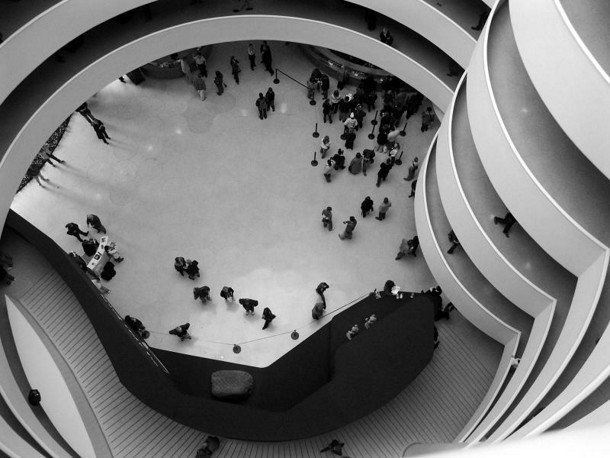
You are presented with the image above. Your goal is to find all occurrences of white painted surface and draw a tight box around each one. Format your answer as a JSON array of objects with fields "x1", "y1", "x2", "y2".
[{"x1": 5, "y1": 297, "x2": 97, "y2": 458}]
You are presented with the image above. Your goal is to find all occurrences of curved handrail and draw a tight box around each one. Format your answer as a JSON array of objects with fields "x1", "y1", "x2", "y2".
[{"x1": 475, "y1": 0, "x2": 607, "y2": 275}]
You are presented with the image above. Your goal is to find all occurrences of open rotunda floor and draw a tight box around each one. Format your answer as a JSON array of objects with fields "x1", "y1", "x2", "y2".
[{"x1": 12, "y1": 41, "x2": 440, "y2": 366}]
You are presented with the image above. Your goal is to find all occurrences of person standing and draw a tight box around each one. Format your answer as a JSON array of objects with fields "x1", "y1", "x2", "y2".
[
  {"x1": 375, "y1": 125, "x2": 389, "y2": 152},
  {"x1": 362, "y1": 148, "x2": 375, "y2": 176},
  {"x1": 330, "y1": 90, "x2": 341, "y2": 114},
  {"x1": 247, "y1": 43, "x2": 256, "y2": 70},
  {"x1": 185, "y1": 260, "x2": 200, "y2": 280},
  {"x1": 380, "y1": 27, "x2": 394, "y2": 46},
  {"x1": 169, "y1": 323, "x2": 191, "y2": 341},
  {"x1": 320, "y1": 135, "x2": 331, "y2": 158},
  {"x1": 376, "y1": 197, "x2": 392, "y2": 220},
  {"x1": 395, "y1": 238, "x2": 410, "y2": 260},
  {"x1": 312, "y1": 300, "x2": 325, "y2": 320},
  {"x1": 262, "y1": 307, "x2": 276, "y2": 330},
  {"x1": 174, "y1": 257, "x2": 187, "y2": 276},
  {"x1": 323, "y1": 159, "x2": 334, "y2": 183},
  {"x1": 214, "y1": 71, "x2": 226, "y2": 95},
  {"x1": 361, "y1": 196, "x2": 374, "y2": 217},
  {"x1": 192, "y1": 71, "x2": 207, "y2": 101},
  {"x1": 180, "y1": 57, "x2": 192, "y2": 83},
  {"x1": 233, "y1": 0, "x2": 253, "y2": 12},
  {"x1": 194, "y1": 50, "x2": 208, "y2": 77},
  {"x1": 407, "y1": 235, "x2": 419, "y2": 256},
  {"x1": 193, "y1": 286, "x2": 211, "y2": 303},
  {"x1": 239, "y1": 298, "x2": 258, "y2": 314},
  {"x1": 348, "y1": 152, "x2": 362, "y2": 174},
  {"x1": 93, "y1": 120, "x2": 110, "y2": 144},
  {"x1": 338, "y1": 216, "x2": 357, "y2": 240},
  {"x1": 447, "y1": 230, "x2": 461, "y2": 254},
  {"x1": 86, "y1": 214, "x2": 106, "y2": 233},
  {"x1": 230, "y1": 56, "x2": 241, "y2": 84},
  {"x1": 322, "y1": 206, "x2": 333, "y2": 231},
  {"x1": 265, "y1": 87, "x2": 275, "y2": 112},
  {"x1": 343, "y1": 113, "x2": 358, "y2": 135},
  {"x1": 65, "y1": 222, "x2": 89, "y2": 242},
  {"x1": 376, "y1": 158, "x2": 392, "y2": 187},
  {"x1": 332, "y1": 149, "x2": 346, "y2": 170},
  {"x1": 255, "y1": 92, "x2": 268, "y2": 119},
  {"x1": 409, "y1": 179, "x2": 417, "y2": 198},
  {"x1": 404, "y1": 157, "x2": 419, "y2": 181},
  {"x1": 260, "y1": 41, "x2": 273, "y2": 75},
  {"x1": 320, "y1": 73, "x2": 330, "y2": 99},
  {"x1": 307, "y1": 77, "x2": 316, "y2": 102},
  {"x1": 322, "y1": 99, "x2": 333, "y2": 123},
  {"x1": 220, "y1": 286, "x2": 235, "y2": 301},
  {"x1": 421, "y1": 107, "x2": 437, "y2": 132}
]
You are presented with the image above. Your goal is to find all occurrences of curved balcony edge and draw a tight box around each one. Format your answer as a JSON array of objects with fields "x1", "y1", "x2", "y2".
[
  {"x1": 466, "y1": 12, "x2": 605, "y2": 276},
  {"x1": 0, "y1": 14, "x2": 454, "y2": 234},
  {"x1": 346, "y1": 0, "x2": 476, "y2": 67},
  {"x1": 437, "y1": 73, "x2": 555, "y2": 318},
  {"x1": 510, "y1": 0, "x2": 610, "y2": 178}
]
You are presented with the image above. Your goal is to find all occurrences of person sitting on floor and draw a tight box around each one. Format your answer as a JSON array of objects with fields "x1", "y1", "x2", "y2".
[
  {"x1": 185, "y1": 259, "x2": 200, "y2": 280},
  {"x1": 193, "y1": 286, "x2": 211, "y2": 303}
]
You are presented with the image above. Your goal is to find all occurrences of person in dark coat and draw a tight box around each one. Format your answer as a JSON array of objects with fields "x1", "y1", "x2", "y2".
[
  {"x1": 0, "y1": 266, "x2": 14, "y2": 286},
  {"x1": 407, "y1": 236, "x2": 419, "y2": 257},
  {"x1": 375, "y1": 126, "x2": 389, "y2": 152},
  {"x1": 230, "y1": 56, "x2": 241, "y2": 84},
  {"x1": 100, "y1": 261, "x2": 116, "y2": 281},
  {"x1": 185, "y1": 260, "x2": 200, "y2": 280},
  {"x1": 86, "y1": 214, "x2": 107, "y2": 233},
  {"x1": 344, "y1": 131, "x2": 356, "y2": 150},
  {"x1": 354, "y1": 104, "x2": 366, "y2": 129},
  {"x1": 255, "y1": 92, "x2": 268, "y2": 119},
  {"x1": 260, "y1": 41, "x2": 273, "y2": 74},
  {"x1": 332, "y1": 149, "x2": 346, "y2": 170},
  {"x1": 362, "y1": 149, "x2": 375, "y2": 176},
  {"x1": 65, "y1": 222, "x2": 89, "y2": 242},
  {"x1": 265, "y1": 87, "x2": 275, "y2": 112},
  {"x1": 220, "y1": 286, "x2": 235, "y2": 301},
  {"x1": 262, "y1": 307, "x2": 276, "y2": 330},
  {"x1": 494, "y1": 212, "x2": 517, "y2": 237},
  {"x1": 312, "y1": 300, "x2": 325, "y2": 320},
  {"x1": 76, "y1": 102, "x2": 98, "y2": 125},
  {"x1": 196, "y1": 436, "x2": 220, "y2": 457},
  {"x1": 247, "y1": 43, "x2": 256, "y2": 70},
  {"x1": 361, "y1": 196, "x2": 374, "y2": 217},
  {"x1": 174, "y1": 257, "x2": 187, "y2": 276},
  {"x1": 320, "y1": 73, "x2": 330, "y2": 99},
  {"x1": 320, "y1": 439, "x2": 345, "y2": 455},
  {"x1": 82, "y1": 238, "x2": 99, "y2": 256},
  {"x1": 239, "y1": 298, "x2": 258, "y2": 314},
  {"x1": 214, "y1": 71, "x2": 226, "y2": 95},
  {"x1": 193, "y1": 286, "x2": 211, "y2": 303},
  {"x1": 376, "y1": 159, "x2": 392, "y2": 187},
  {"x1": 379, "y1": 27, "x2": 394, "y2": 46},
  {"x1": 316, "y1": 281, "x2": 330, "y2": 304},
  {"x1": 93, "y1": 120, "x2": 110, "y2": 144},
  {"x1": 169, "y1": 323, "x2": 191, "y2": 341},
  {"x1": 409, "y1": 179, "x2": 417, "y2": 198},
  {"x1": 447, "y1": 230, "x2": 461, "y2": 254},
  {"x1": 338, "y1": 216, "x2": 357, "y2": 240},
  {"x1": 322, "y1": 206, "x2": 333, "y2": 231},
  {"x1": 322, "y1": 99, "x2": 333, "y2": 123}
]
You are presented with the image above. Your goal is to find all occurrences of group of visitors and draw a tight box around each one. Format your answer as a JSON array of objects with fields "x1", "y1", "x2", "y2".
[
  {"x1": 307, "y1": 68, "x2": 331, "y2": 103},
  {"x1": 255, "y1": 88, "x2": 275, "y2": 119}
]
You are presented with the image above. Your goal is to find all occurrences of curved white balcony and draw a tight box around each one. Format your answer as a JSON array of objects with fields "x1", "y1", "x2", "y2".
[
  {"x1": 467, "y1": 0, "x2": 607, "y2": 276},
  {"x1": 466, "y1": 0, "x2": 608, "y2": 441},
  {"x1": 345, "y1": 0, "x2": 478, "y2": 67},
  {"x1": 510, "y1": 0, "x2": 610, "y2": 178}
]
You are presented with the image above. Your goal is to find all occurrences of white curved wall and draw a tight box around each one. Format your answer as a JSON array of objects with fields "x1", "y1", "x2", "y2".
[
  {"x1": 0, "y1": 14, "x2": 453, "y2": 234},
  {"x1": 466, "y1": 22, "x2": 604, "y2": 277},
  {"x1": 0, "y1": 0, "x2": 150, "y2": 106},
  {"x1": 346, "y1": 0, "x2": 476, "y2": 67},
  {"x1": 510, "y1": 0, "x2": 610, "y2": 178}
]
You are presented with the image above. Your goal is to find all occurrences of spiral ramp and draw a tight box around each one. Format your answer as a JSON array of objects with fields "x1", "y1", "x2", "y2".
[{"x1": 0, "y1": 0, "x2": 608, "y2": 456}]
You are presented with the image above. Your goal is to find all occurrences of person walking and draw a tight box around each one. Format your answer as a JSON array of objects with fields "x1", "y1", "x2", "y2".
[
  {"x1": 323, "y1": 159, "x2": 334, "y2": 183},
  {"x1": 361, "y1": 196, "x2": 374, "y2": 217},
  {"x1": 447, "y1": 230, "x2": 461, "y2": 254},
  {"x1": 409, "y1": 179, "x2": 417, "y2": 198},
  {"x1": 376, "y1": 158, "x2": 392, "y2": 187},
  {"x1": 76, "y1": 102, "x2": 98, "y2": 126},
  {"x1": 169, "y1": 323, "x2": 191, "y2": 341},
  {"x1": 93, "y1": 120, "x2": 110, "y2": 144},
  {"x1": 265, "y1": 87, "x2": 275, "y2": 112},
  {"x1": 338, "y1": 216, "x2": 357, "y2": 240},
  {"x1": 255, "y1": 92, "x2": 268, "y2": 119},
  {"x1": 322, "y1": 99, "x2": 333, "y2": 123},
  {"x1": 41, "y1": 147, "x2": 65, "y2": 166},
  {"x1": 220, "y1": 286, "x2": 235, "y2": 301},
  {"x1": 192, "y1": 71, "x2": 207, "y2": 101},
  {"x1": 65, "y1": 222, "x2": 88, "y2": 242},
  {"x1": 260, "y1": 41, "x2": 273, "y2": 75},
  {"x1": 230, "y1": 56, "x2": 241, "y2": 84},
  {"x1": 404, "y1": 157, "x2": 419, "y2": 181},
  {"x1": 194, "y1": 49, "x2": 208, "y2": 78},
  {"x1": 247, "y1": 43, "x2": 256, "y2": 70},
  {"x1": 348, "y1": 152, "x2": 363, "y2": 174},
  {"x1": 376, "y1": 197, "x2": 392, "y2": 220},
  {"x1": 494, "y1": 212, "x2": 517, "y2": 237},
  {"x1": 262, "y1": 307, "x2": 276, "y2": 329},
  {"x1": 239, "y1": 298, "x2": 258, "y2": 314},
  {"x1": 86, "y1": 214, "x2": 106, "y2": 233},
  {"x1": 214, "y1": 71, "x2": 226, "y2": 95},
  {"x1": 322, "y1": 206, "x2": 333, "y2": 231},
  {"x1": 193, "y1": 286, "x2": 211, "y2": 303}
]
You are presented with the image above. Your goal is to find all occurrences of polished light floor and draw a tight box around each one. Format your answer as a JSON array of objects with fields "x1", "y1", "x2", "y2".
[{"x1": 12, "y1": 41, "x2": 440, "y2": 366}]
